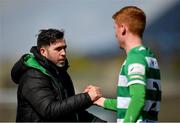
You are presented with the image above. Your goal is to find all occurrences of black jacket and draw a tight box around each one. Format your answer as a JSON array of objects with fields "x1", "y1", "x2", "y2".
[{"x1": 11, "y1": 46, "x2": 105, "y2": 122}]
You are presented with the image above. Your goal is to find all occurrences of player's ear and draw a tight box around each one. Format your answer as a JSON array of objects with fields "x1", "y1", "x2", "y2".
[{"x1": 121, "y1": 24, "x2": 126, "y2": 35}]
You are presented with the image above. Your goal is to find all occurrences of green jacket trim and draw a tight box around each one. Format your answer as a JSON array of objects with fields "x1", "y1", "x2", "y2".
[
  {"x1": 23, "y1": 53, "x2": 49, "y2": 76},
  {"x1": 23, "y1": 53, "x2": 62, "y2": 89}
]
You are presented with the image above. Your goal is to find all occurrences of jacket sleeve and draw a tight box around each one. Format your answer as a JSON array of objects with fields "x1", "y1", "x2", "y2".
[{"x1": 20, "y1": 69, "x2": 93, "y2": 120}]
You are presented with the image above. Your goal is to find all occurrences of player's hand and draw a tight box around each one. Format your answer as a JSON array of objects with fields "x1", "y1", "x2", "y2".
[{"x1": 94, "y1": 97, "x2": 106, "y2": 107}]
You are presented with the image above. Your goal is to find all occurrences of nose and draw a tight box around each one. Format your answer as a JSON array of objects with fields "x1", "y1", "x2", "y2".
[{"x1": 61, "y1": 49, "x2": 66, "y2": 56}]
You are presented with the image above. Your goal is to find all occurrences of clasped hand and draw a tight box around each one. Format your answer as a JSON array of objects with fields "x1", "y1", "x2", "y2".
[{"x1": 83, "y1": 85, "x2": 102, "y2": 102}]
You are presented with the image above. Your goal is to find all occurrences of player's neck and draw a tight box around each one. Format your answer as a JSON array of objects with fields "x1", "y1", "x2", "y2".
[{"x1": 124, "y1": 34, "x2": 143, "y2": 53}]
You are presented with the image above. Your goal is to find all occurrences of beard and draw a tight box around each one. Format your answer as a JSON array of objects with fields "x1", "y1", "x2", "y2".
[{"x1": 56, "y1": 61, "x2": 65, "y2": 67}]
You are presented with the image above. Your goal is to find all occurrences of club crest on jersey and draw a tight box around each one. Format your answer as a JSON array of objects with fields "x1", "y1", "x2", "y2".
[
  {"x1": 128, "y1": 63, "x2": 145, "y2": 75},
  {"x1": 145, "y1": 57, "x2": 159, "y2": 69}
]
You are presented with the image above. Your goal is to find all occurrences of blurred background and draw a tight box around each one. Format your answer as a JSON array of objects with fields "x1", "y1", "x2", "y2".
[{"x1": 0, "y1": 0, "x2": 180, "y2": 122}]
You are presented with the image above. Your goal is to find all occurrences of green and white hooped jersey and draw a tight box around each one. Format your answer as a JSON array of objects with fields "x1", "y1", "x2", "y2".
[{"x1": 117, "y1": 45, "x2": 161, "y2": 122}]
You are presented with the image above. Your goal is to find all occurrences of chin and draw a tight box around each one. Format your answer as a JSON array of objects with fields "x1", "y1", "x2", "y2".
[
  {"x1": 56, "y1": 61, "x2": 65, "y2": 67},
  {"x1": 56, "y1": 63, "x2": 65, "y2": 67}
]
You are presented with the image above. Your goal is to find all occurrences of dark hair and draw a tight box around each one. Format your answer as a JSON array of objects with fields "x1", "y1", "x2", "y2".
[{"x1": 37, "y1": 28, "x2": 64, "y2": 49}]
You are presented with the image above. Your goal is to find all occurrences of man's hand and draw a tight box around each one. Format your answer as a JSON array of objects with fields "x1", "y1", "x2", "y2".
[{"x1": 84, "y1": 85, "x2": 102, "y2": 102}]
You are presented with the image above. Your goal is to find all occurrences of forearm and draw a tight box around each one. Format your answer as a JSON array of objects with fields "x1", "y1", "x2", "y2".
[
  {"x1": 45, "y1": 92, "x2": 93, "y2": 119},
  {"x1": 22, "y1": 79, "x2": 93, "y2": 119},
  {"x1": 104, "y1": 98, "x2": 117, "y2": 111},
  {"x1": 124, "y1": 84, "x2": 145, "y2": 122},
  {"x1": 94, "y1": 97, "x2": 117, "y2": 111}
]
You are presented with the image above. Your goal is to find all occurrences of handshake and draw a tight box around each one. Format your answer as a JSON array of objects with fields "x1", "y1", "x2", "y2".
[{"x1": 83, "y1": 85, "x2": 105, "y2": 106}]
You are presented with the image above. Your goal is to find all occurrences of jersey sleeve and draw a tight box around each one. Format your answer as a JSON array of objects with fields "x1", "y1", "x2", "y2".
[
  {"x1": 124, "y1": 84, "x2": 145, "y2": 122},
  {"x1": 104, "y1": 98, "x2": 117, "y2": 111},
  {"x1": 125, "y1": 53, "x2": 147, "y2": 86}
]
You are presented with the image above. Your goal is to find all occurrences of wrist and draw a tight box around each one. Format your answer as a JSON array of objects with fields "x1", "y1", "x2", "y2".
[
  {"x1": 84, "y1": 92, "x2": 94, "y2": 104},
  {"x1": 95, "y1": 97, "x2": 106, "y2": 107},
  {"x1": 101, "y1": 97, "x2": 106, "y2": 107}
]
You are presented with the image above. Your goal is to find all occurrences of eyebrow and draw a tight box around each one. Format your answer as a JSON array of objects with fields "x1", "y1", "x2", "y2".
[{"x1": 54, "y1": 45, "x2": 67, "y2": 50}]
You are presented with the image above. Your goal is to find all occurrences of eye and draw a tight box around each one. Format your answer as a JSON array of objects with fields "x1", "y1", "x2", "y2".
[
  {"x1": 55, "y1": 46, "x2": 67, "y2": 51},
  {"x1": 56, "y1": 47, "x2": 63, "y2": 51}
]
